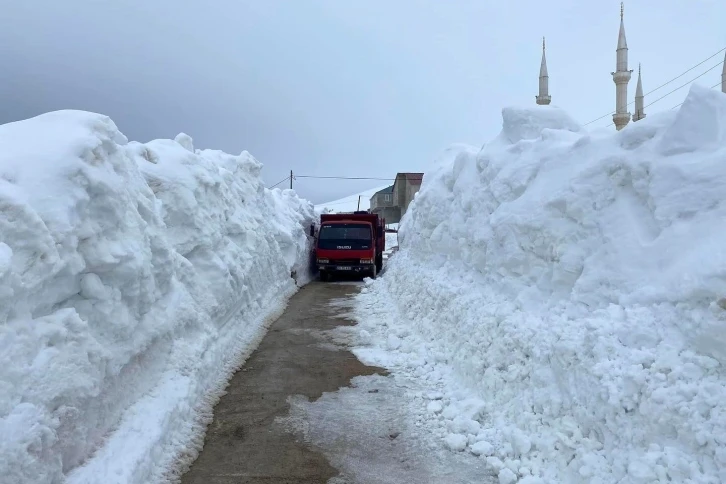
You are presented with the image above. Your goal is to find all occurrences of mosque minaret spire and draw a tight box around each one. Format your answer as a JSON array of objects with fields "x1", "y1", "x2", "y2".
[
  {"x1": 536, "y1": 37, "x2": 552, "y2": 105},
  {"x1": 633, "y1": 64, "x2": 646, "y2": 122},
  {"x1": 612, "y1": 3, "x2": 632, "y2": 130}
]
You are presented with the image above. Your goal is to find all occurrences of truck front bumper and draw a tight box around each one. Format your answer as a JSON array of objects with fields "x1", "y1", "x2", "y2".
[{"x1": 318, "y1": 263, "x2": 374, "y2": 274}]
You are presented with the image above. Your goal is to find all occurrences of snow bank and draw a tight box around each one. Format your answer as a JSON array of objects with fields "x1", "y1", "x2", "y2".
[
  {"x1": 315, "y1": 184, "x2": 390, "y2": 213},
  {"x1": 356, "y1": 85, "x2": 726, "y2": 483},
  {"x1": 0, "y1": 111, "x2": 314, "y2": 484}
]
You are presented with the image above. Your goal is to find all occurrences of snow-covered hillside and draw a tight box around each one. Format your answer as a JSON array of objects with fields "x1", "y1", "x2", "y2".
[
  {"x1": 0, "y1": 111, "x2": 315, "y2": 484},
  {"x1": 315, "y1": 184, "x2": 390, "y2": 213},
  {"x1": 355, "y1": 84, "x2": 726, "y2": 483}
]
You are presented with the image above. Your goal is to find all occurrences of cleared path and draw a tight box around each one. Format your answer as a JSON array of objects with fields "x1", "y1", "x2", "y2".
[
  {"x1": 181, "y1": 281, "x2": 383, "y2": 484},
  {"x1": 181, "y1": 278, "x2": 491, "y2": 484}
]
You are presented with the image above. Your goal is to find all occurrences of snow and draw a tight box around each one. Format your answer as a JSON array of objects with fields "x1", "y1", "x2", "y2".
[
  {"x1": 385, "y1": 231, "x2": 399, "y2": 252},
  {"x1": 498, "y1": 468, "x2": 519, "y2": 484},
  {"x1": 315, "y1": 184, "x2": 390, "y2": 213},
  {"x1": 0, "y1": 110, "x2": 315, "y2": 484},
  {"x1": 471, "y1": 441, "x2": 495, "y2": 457},
  {"x1": 445, "y1": 433, "x2": 469, "y2": 452},
  {"x1": 281, "y1": 373, "x2": 493, "y2": 483},
  {"x1": 354, "y1": 85, "x2": 726, "y2": 483}
]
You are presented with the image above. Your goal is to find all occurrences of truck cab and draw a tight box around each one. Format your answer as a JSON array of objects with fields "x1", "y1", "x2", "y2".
[{"x1": 314, "y1": 212, "x2": 385, "y2": 281}]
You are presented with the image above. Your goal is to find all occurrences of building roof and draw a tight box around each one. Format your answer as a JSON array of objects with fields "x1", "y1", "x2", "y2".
[
  {"x1": 396, "y1": 172, "x2": 424, "y2": 186},
  {"x1": 374, "y1": 185, "x2": 394, "y2": 195}
]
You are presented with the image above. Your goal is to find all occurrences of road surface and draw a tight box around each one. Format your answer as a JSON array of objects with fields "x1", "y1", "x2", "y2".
[{"x1": 181, "y1": 280, "x2": 490, "y2": 484}]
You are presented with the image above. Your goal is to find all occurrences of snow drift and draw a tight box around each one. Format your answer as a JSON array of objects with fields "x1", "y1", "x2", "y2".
[
  {"x1": 314, "y1": 184, "x2": 390, "y2": 214},
  {"x1": 356, "y1": 85, "x2": 726, "y2": 483},
  {"x1": 0, "y1": 111, "x2": 314, "y2": 484}
]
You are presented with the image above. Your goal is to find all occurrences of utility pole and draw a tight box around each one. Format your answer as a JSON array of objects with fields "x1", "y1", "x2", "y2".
[
  {"x1": 357, "y1": 195, "x2": 361, "y2": 211},
  {"x1": 290, "y1": 170, "x2": 293, "y2": 189}
]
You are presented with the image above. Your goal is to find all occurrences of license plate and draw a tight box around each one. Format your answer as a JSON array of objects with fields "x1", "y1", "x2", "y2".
[{"x1": 336, "y1": 266, "x2": 352, "y2": 270}]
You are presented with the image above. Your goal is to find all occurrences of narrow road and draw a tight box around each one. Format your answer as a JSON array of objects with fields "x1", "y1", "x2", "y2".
[
  {"x1": 181, "y1": 281, "x2": 384, "y2": 484},
  {"x1": 181, "y1": 279, "x2": 490, "y2": 484}
]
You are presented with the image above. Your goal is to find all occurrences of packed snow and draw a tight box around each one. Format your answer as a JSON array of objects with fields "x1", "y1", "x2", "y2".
[
  {"x1": 354, "y1": 84, "x2": 726, "y2": 483},
  {"x1": 315, "y1": 184, "x2": 390, "y2": 213},
  {"x1": 0, "y1": 111, "x2": 315, "y2": 484},
  {"x1": 383, "y1": 232, "x2": 399, "y2": 262}
]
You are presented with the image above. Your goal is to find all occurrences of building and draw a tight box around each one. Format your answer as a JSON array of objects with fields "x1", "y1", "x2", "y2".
[
  {"x1": 393, "y1": 172, "x2": 423, "y2": 219},
  {"x1": 633, "y1": 64, "x2": 646, "y2": 122},
  {"x1": 369, "y1": 172, "x2": 424, "y2": 223},
  {"x1": 369, "y1": 185, "x2": 400, "y2": 222},
  {"x1": 611, "y1": 2, "x2": 633, "y2": 130},
  {"x1": 537, "y1": 3, "x2": 651, "y2": 129},
  {"x1": 536, "y1": 37, "x2": 551, "y2": 106}
]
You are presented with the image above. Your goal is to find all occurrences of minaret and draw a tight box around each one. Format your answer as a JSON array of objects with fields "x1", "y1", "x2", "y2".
[
  {"x1": 536, "y1": 37, "x2": 551, "y2": 105},
  {"x1": 633, "y1": 64, "x2": 646, "y2": 122},
  {"x1": 612, "y1": 3, "x2": 632, "y2": 130},
  {"x1": 721, "y1": 50, "x2": 726, "y2": 93}
]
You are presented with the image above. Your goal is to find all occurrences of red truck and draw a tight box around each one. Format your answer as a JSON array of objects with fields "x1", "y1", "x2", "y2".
[{"x1": 313, "y1": 211, "x2": 385, "y2": 281}]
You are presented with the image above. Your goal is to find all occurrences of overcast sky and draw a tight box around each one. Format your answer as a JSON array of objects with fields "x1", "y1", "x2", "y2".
[{"x1": 1, "y1": 1, "x2": 724, "y2": 203}]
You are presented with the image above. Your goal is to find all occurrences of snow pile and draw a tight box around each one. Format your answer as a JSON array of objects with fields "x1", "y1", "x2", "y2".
[
  {"x1": 355, "y1": 85, "x2": 726, "y2": 483},
  {"x1": 0, "y1": 111, "x2": 314, "y2": 484},
  {"x1": 383, "y1": 232, "x2": 399, "y2": 261},
  {"x1": 315, "y1": 184, "x2": 390, "y2": 213}
]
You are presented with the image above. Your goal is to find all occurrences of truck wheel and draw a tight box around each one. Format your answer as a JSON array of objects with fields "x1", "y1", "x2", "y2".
[
  {"x1": 320, "y1": 271, "x2": 329, "y2": 282},
  {"x1": 369, "y1": 265, "x2": 377, "y2": 280}
]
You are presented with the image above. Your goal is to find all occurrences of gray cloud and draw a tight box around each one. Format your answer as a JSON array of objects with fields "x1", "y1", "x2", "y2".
[{"x1": 1, "y1": 0, "x2": 724, "y2": 202}]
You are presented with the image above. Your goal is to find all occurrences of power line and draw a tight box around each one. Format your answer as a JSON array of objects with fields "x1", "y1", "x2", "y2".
[
  {"x1": 295, "y1": 175, "x2": 395, "y2": 181},
  {"x1": 670, "y1": 80, "x2": 722, "y2": 110},
  {"x1": 643, "y1": 62, "x2": 722, "y2": 109},
  {"x1": 642, "y1": 47, "x2": 725, "y2": 98},
  {"x1": 584, "y1": 46, "x2": 726, "y2": 126},
  {"x1": 315, "y1": 198, "x2": 371, "y2": 207},
  {"x1": 267, "y1": 174, "x2": 394, "y2": 190},
  {"x1": 267, "y1": 175, "x2": 291, "y2": 189}
]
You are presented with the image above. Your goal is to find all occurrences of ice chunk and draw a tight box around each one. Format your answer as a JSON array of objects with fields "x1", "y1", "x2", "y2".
[
  {"x1": 658, "y1": 84, "x2": 726, "y2": 155},
  {"x1": 499, "y1": 105, "x2": 581, "y2": 144},
  {"x1": 470, "y1": 440, "x2": 495, "y2": 456},
  {"x1": 387, "y1": 334, "x2": 402, "y2": 350},
  {"x1": 498, "y1": 468, "x2": 518, "y2": 484},
  {"x1": 444, "y1": 433, "x2": 468, "y2": 451}
]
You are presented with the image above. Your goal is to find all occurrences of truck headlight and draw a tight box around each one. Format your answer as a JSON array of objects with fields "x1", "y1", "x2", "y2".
[
  {"x1": 317, "y1": 258, "x2": 329, "y2": 263},
  {"x1": 360, "y1": 258, "x2": 374, "y2": 264}
]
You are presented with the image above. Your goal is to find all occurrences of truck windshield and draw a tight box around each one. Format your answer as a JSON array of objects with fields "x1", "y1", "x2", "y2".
[{"x1": 318, "y1": 223, "x2": 372, "y2": 250}]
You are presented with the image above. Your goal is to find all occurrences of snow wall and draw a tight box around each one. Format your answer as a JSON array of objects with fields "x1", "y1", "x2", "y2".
[
  {"x1": 0, "y1": 111, "x2": 315, "y2": 484},
  {"x1": 357, "y1": 85, "x2": 726, "y2": 483}
]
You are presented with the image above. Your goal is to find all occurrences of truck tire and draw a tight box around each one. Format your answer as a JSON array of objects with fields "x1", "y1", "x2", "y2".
[
  {"x1": 376, "y1": 254, "x2": 383, "y2": 273},
  {"x1": 369, "y1": 265, "x2": 377, "y2": 280},
  {"x1": 319, "y1": 271, "x2": 329, "y2": 282}
]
